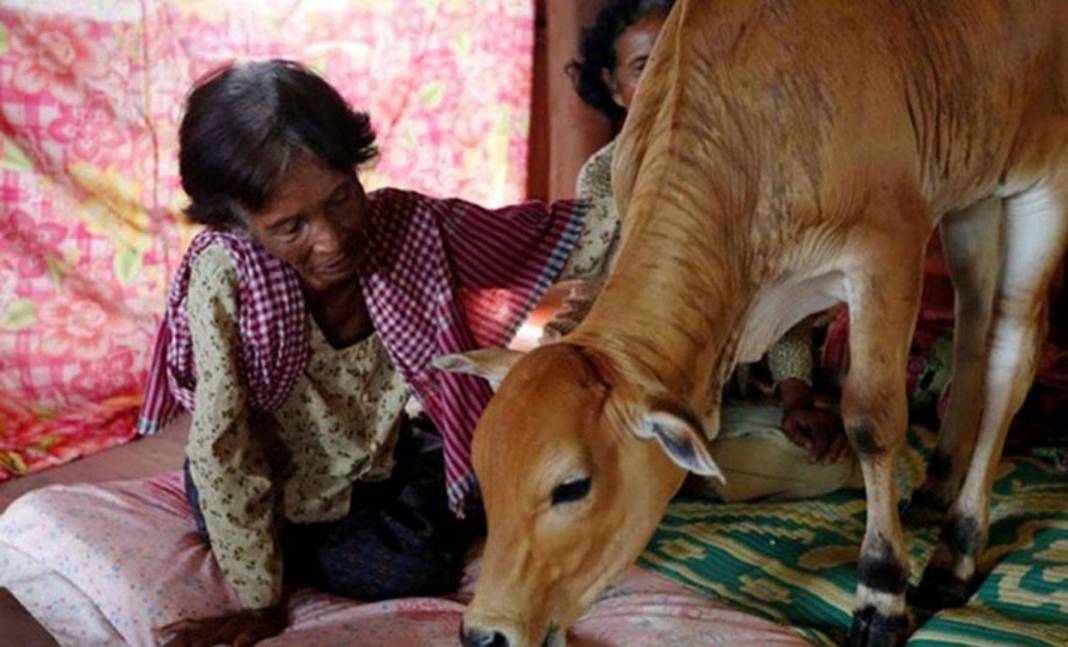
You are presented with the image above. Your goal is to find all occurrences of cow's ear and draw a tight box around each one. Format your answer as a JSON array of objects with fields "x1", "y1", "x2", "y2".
[
  {"x1": 635, "y1": 398, "x2": 724, "y2": 481},
  {"x1": 432, "y1": 348, "x2": 525, "y2": 391}
]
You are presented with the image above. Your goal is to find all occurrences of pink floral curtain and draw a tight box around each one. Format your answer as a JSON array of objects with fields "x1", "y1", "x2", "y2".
[{"x1": 0, "y1": 0, "x2": 534, "y2": 479}]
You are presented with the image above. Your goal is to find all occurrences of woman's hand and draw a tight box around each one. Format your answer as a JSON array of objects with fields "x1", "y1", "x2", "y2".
[
  {"x1": 538, "y1": 281, "x2": 601, "y2": 344},
  {"x1": 154, "y1": 605, "x2": 288, "y2": 647},
  {"x1": 779, "y1": 378, "x2": 850, "y2": 464}
]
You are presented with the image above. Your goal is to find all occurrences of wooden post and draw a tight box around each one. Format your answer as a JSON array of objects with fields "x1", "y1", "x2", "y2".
[{"x1": 527, "y1": 0, "x2": 614, "y2": 201}]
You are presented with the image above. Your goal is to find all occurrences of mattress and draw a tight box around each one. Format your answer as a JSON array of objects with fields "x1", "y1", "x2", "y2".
[
  {"x1": 641, "y1": 428, "x2": 1068, "y2": 645},
  {"x1": 0, "y1": 471, "x2": 811, "y2": 646}
]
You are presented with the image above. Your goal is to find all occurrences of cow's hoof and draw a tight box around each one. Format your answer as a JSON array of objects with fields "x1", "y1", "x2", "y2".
[
  {"x1": 847, "y1": 606, "x2": 908, "y2": 647},
  {"x1": 908, "y1": 567, "x2": 973, "y2": 611}
]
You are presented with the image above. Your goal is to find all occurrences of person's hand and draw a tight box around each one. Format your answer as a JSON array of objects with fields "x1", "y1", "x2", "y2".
[
  {"x1": 154, "y1": 605, "x2": 288, "y2": 647},
  {"x1": 782, "y1": 406, "x2": 849, "y2": 463},
  {"x1": 538, "y1": 280, "x2": 601, "y2": 345},
  {"x1": 779, "y1": 378, "x2": 849, "y2": 464}
]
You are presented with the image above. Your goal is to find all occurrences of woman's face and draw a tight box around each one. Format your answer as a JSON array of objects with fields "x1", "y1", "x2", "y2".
[
  {"x1": 605, "y1": 11, "x2": 668, "y2": 112},
  {"x1": 244, "y1": 153, "x2": 368, "y2": 293}
]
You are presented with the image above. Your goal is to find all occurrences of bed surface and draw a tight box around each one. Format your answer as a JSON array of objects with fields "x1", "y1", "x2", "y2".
[
  {"x1": 642, "y1": 429, "x2": 1068, "y2": 646},
  {"x1": 0, "y1": 471, "x2": 810, "y2": 647},
  {"x1": 3, "y1": 428, "x2": 1066, "y2": 646}
]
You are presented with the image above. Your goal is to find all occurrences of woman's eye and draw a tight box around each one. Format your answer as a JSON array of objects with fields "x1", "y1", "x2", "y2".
[
  {"x1": 277, "y1": 219, "x2": 305, "y2": 239},
  {"x1": 551, "y1": 477, "x2": 592, "y2": 506}
]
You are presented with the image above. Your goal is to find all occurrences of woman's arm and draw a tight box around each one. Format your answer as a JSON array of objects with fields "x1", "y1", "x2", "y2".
[
  {"x1": 768, "y1": 321, "x2": 816, "y2": 391},
  {"x1": 576, "y1": 139, "x2": 616, "y2": 201},
  {"x1": 158, "y1": 246, "x2": 287, "y2": 645},
  {"x1": 539, "y1": 197, "x2": 618, "y2": 342},
  {"x1": 553, "y1": 195, "x2": 619, "y2": 285},
  {"x1": 769, "y1": 320, "x2": 849, "y2": 464},
  {"x1": 539, "y1": 279, "x2": 602, "y2": 343},
  {"x1": 540, "y1": 140, "x2": 623, "y2": 343},
  {"x1": 556, "y1": 139, "x2": 621, "y2": 284}
]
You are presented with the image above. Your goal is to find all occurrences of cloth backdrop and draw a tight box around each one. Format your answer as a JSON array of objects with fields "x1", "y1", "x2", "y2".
[{"x1": 0, "y1": 0, "x2": 534, "y2": 480}]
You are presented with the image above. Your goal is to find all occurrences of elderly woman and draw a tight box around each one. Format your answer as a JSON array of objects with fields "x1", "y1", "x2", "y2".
[
  {"x1": 550, "y1": 0, "x2": 853, "y2": 500},
  {"x1": 140, "y1": 60, "x2": 616, "y2": 646}
]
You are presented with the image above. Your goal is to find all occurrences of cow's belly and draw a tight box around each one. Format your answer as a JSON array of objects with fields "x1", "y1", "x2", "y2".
[{"x1": 736, "y1": 270, "x2": 849, "y2": 364}]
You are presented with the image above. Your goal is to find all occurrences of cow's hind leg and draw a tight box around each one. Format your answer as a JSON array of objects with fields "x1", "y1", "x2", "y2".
[
  {"x1": 912, "y1": 198, "x2": 1003, "y2": 512},
  {"x1": 842, "y1": 202, "x2": 928, "y2": 647},
  {"x1": 913, "y1": 183, "x2": 1068, "y2": 610}
]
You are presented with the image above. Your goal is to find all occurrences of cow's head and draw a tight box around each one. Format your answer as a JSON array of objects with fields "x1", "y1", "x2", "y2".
[{"x1": 435, "y1": 343, "x2": 722, "y2": 647}]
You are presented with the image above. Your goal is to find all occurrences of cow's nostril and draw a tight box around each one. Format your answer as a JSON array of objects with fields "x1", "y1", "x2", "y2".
[{"x1": 460, "y1": 624, "x2": 510, "y2": 647}]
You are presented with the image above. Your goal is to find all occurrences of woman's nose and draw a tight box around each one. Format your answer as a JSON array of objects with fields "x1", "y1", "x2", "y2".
[{"x1": 312, "y1": 219, "x2": 344, "y2": 254}]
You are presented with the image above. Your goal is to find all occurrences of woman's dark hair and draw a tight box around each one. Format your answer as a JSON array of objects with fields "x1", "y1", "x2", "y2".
[
  {"x1": 567, "y1": 0, "x2": 675, "y2": 122},
  {"x1": 179, "y1": 59, "x2": 377, "y2": 227}
]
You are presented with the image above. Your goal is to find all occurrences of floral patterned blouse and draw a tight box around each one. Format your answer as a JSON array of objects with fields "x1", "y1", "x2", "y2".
[
  {"x1": 184, "y1": 244, "x2": 408, "y2": 607},
  {"x1": 185, "y1": 200, "x2": 619, "y2": 608}
]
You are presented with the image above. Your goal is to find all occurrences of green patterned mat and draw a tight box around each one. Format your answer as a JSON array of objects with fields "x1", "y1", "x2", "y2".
[{"x1": 639, "y1": 428, "x2": 1068, "y2": 646}]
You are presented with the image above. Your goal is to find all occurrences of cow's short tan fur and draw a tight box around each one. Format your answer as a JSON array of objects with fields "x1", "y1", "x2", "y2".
[{"x1": 447, "y1": 2, "x2": 1068, "y2": 646}]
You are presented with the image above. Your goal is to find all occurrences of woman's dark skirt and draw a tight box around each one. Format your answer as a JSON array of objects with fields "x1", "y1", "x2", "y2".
[{"x1": 184, "y1": 417, "x2": 483, "y2": 600}]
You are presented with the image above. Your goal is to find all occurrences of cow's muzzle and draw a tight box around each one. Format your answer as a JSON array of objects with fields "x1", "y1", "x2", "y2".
[{"x1": 459, "y1": 622, "x2": 510, "y2": 647}]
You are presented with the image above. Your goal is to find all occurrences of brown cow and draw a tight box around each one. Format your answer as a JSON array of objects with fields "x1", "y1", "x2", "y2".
[{"x1": 439, "y1": 1, "x2": 1068, "y2": 645}]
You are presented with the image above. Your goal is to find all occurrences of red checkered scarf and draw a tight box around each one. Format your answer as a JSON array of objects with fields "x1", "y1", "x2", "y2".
[
  {"x1": 136, "y1": 228, "x2": 308, "y2": 429},
  {"x1": 138, "y1": 188, "x2": 587, "y2": 514}
]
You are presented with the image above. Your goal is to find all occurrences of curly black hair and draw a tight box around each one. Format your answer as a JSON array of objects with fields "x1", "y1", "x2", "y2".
[
  {"x1": 567, "y1": 0, "x2": 675, "y2": 122},
  {"x1": 179, "y1": 59, "x2": 378, "y2": 227}
]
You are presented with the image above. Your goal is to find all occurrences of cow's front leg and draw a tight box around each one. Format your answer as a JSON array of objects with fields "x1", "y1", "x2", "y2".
[{"x1": 842, "y1": 231, "x2": 925, "y2": 647}]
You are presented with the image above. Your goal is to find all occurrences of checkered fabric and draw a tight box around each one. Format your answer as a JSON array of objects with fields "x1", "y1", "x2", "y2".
[
  {"x1": 136, "y1": 229, "x2": 308, "y2": 434},
  {"x1": 138, "y1": 188, "x2": 587, "y2": 514},
  {"x1": 359, "y1": 189, "x2": 586, "y2": 512}
]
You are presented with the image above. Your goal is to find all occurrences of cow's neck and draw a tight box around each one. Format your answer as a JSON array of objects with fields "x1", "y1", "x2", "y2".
[{"x1": 570, "y1": 220, "x2": 753, "y2": 429}]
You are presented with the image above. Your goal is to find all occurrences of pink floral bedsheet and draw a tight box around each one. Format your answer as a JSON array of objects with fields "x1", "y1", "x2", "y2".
[
  {"x1": 0, "y1": 471, "x2": 812, "y2": 646},
  {"x1": 0, "y1": 0, "x2": 534, "y2": 479}
]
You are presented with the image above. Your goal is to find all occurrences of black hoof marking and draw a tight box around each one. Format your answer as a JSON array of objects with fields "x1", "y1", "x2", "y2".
[
  {"x1": 847, "y1": 422, "x2": 885, "y2": 457},
  {"x1": 858, "y1": 549, "x2": 908, "y2": 595},
  {"x1": 941, "y1": 515, "x2": 981, "y2": 557},
  {"x1": 908, "y1": 567, "x2": 973, "y2": 611},
  {"x1": 848, "y1": 606, "x2": 909, "y2": 647}
]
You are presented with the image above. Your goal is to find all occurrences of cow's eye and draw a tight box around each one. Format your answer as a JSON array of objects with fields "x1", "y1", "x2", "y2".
[{"x1": 551, "y1": 477, "x2": 592, "y2": 506}]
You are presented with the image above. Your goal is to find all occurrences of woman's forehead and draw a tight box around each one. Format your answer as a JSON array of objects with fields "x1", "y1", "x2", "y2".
[
  {"x1": 263, "y1": 155, "x2": 345, "y2": 213},
  {"x1": 617, "y1": 13, "x2": 666, "y2": 61}
]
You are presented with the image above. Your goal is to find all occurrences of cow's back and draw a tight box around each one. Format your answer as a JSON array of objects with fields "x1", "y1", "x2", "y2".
[{"x1": 614, "y1": 0, "x2": 1068, "y2": 233}]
